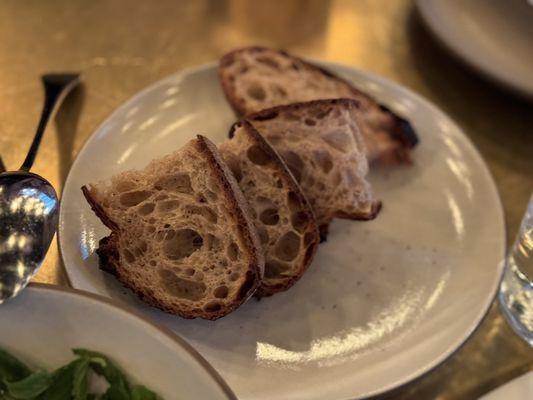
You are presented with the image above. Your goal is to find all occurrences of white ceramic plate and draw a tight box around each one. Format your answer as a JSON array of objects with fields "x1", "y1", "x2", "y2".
[
  {"x1": 416, "y1": 0, "x2": 533, "y2": 99},
  {"x1": 0, "y1": 284, "x2": 235, "y2": 400},
  {"x1": 479, "y1": 371, "x2": 533, "y2": 400},
  {"x1": 59, "y1": 62, "x2": 505, "y2": 400}
]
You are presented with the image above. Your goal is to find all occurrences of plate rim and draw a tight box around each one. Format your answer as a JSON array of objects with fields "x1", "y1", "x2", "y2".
[
  {"x1": 22, "y1": 283, "x2": 237, "y2": 400},
  {"x1": 415, "y1": 0, "x2": 533, "y2": 100},
  {"x1": 58, "y1": 61, "x2": 507, "y2": 400}
]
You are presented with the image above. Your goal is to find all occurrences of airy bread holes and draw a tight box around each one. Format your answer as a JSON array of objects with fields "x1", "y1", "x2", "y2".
[
  {"x1": 164, "y1": 230, "x2": 176, "y2": 240},
  {"x1": 138, "y1": 202, "x2": 155, "y2": 215},
  {"x1": 229, "y1": 272, "x2": 240, "y2": 282},
  {"x1": 205, "y1": 234, "x2": 222, "y2": 251},
  {"x1": 163, "y1": 229, "x2": 203, "y2": 260},
  {"x1": 322, "y1": 130, "x2": 351, "y2": 152},
  {"x1": 120, "y1": 190, "x2": 151, "y2": 207},
  {"x1": 224, "y1": 153, "x2": 243, "y2": 182},
  {"x1": 227, "y1": 241, "x2": 240, "y2": 261},
  {"x1": 159, "y1": 269, "x2": 206, "y2": 301},
  {"x1": 281, "y1": 151, "x2": 304, "y2": 182},
  {"x1": 304, "y1": 118, "x2": 316, "y2": 126},
  {"x1": 260, "y1": 208, "x2": 279, "y2": 225},
  {"x1": 247, "y1": 144, "x2": 272, "y2": 165},
  {"x1": 204, "y1": 301, "x2": 222, "y2": 312},
  {"x1": 313, "y1": 150, "x2": 333, "y2": 173},
  {"x1": 287, "y1": 191, "x2": 300, "y2": 212},
  {"x1": 186, "y1": 205, "x2": 217, "y2": 224},
  {"x1": 156, "y1": 200, "x2": 180, "y2": 213},
  {"x1": 214, "y1": 285, "x2": 229, "y2": 299},
  {"x1": 246, "y1": 83, "x2": 266, "y2": 101},
  {"x1": 274, "y1": 231, "x2": 301, "y2": 261},
  {"x1": 115, "y1": 180, "x2": 137, "y2": 193},
  {"x1": 136, "y1": 240, "x2": 147, "y2": 253},
  {"x1": 264, "y1": 259, "x2": 290, "y2": 279},
  {"x1": 153, "y1": 174, "x2": 192, "y2": 194},
  {"x1": 291, "y1": 211, "x2": 309, "y2": 233}
]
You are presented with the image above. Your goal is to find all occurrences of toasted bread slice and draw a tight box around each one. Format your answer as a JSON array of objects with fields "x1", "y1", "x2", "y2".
[
  {"x1": 219, "y1": 121, "x2": 320, "y2": 297},
  {"x1": 82, "y1": 136, "x2": 264, "y2": 320},
  {"x1": 219, "y1": 46, "x2": 418, "y2": 164},
  {"x1": 240, "y1": 99, "x2": 381, "y2": 233}
]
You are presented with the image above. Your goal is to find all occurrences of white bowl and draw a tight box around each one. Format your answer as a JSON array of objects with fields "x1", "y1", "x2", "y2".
[{"x1": 0, "y1": 284, "x2": 236, "y2": 400}]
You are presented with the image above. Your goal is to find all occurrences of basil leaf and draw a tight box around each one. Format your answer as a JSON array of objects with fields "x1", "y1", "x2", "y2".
[
  {"x1": 131, "y1": 385, "x2": 159, "y2": 400},
  {"x1": 0, "y1": 349, "x2": 32, "y2": 383},
  {"x1": 72, "y1": 358, "x2": 91, "y2": 400},
  {"x1": 72, "y1": 349, "x2": 130, "y2": 400},
  {"x1": 3, "y1": 371, "x2": 51, "y2": 399},
  {"x1": 39, "y1": 359, "x2": 82, "y2": 400}
]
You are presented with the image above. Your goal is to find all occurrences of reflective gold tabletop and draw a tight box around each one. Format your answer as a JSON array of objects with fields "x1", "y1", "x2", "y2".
[{"x1": 1, "y1": 0, "x2": 532, "y2": 398}]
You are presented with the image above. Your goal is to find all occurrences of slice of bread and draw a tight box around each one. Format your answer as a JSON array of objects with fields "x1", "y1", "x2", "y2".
[
  {"x1": 240, "y1": 99, "x2": 381, "y2": 233},
  {"x1": 219, "y1": 121, "x2": 320, "y2": 297},
  {"x1": 219, "y1": 46, "x2": 418, "y2": 164},
  {"x1": 81, "y1": 136, "x2": 264, "y2": 320}
]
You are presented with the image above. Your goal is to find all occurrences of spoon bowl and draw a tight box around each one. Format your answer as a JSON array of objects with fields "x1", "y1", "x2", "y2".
[{"x1": 0, "y1": 172, "x2": 58, "y2": 301}]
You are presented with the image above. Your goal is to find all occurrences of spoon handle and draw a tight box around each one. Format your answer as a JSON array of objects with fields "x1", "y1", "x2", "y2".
[{"x1": 20, "y1": 73, "x2": 81, "y2": 172}]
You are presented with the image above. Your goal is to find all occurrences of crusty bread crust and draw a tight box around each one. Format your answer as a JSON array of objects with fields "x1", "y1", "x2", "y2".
[
  {"x1": 236, "y1": 121, "x2": 320, "y2": 297},
  {"x1": 81, "y1": 136, "x2": 264, "y2": 320},
  {"x1": 219, "y1": 46, "x2": 418, "y2": 164}
]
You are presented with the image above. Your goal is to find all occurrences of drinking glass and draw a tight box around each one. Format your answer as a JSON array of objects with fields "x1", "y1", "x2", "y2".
[{"x1": 499, "y1": 194, "x2": 533, "y2": 346}]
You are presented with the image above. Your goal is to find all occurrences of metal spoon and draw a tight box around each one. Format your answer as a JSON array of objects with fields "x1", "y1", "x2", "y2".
[{"x1": 0, "y1": 74, "x2": 80, "y2": 302}]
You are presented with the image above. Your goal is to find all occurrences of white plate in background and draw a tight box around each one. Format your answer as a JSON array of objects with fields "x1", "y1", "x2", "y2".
[
  {"x1": 0, "y1": 284, "x2": 236, "y2": 400},
  {"x1": 416, "y1": 0, "x2": 533, "y2": 99},
  {"x1": 59, "y1": 62, "x2": 505, "y2": 399},
  {"x1": 479, "y1": 371, "x2": 533, "y2": 399}
]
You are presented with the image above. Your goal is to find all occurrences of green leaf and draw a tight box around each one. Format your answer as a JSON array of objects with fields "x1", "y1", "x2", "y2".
[
  {"x1": 72, "y1": 358, "x2": 91, "y2": 400},
  {"x1": 0, "y1": 349, "x2": 32, "y2": 383},
  {"x1": 131, "y1": 385, "x2": 159, "y2": 400},
  {"x1": 72, "y1": 350, "x2": 130, "y2": 400},
  {"x1": 3, "y1": 371, "x2": 51, "y2": 399},
  {"x1": 39, "y1": 359, "x2": 82, "y2": 400}
]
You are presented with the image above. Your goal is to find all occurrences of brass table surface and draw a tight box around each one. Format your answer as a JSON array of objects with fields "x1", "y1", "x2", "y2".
[{"x1": 1, "y1": 0, "x2": 531, "y2": 398}]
